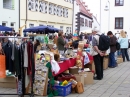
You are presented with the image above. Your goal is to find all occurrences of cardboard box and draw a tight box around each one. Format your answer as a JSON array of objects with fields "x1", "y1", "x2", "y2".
[
  {"x1": 69, "y1": 67, "x2": 79, "y2": 74},
  {"x1": 0, "y1": 76, "x2": 16, "y2": 82},
  {"x1": 0, "y1": 77, "x2": 17, "y2": 88},
  {"x1": 0, "y1": 82, "x2": 16, "y2": 88},
  {"x1": 74, "y1": 74, "x2": 84, "y2": 86},
  {"x1": 79, "y1": 72, "x2": 94, "y2": 85},
  {"x1": 84, "y1": 62, "x2": 95, "y2": 73},
  {"x1": 117, "y1": 58, "x2": 123, "y2": 64},
  {"x1": 103, "y1": 57, "x2": 108, "y2": 70}
]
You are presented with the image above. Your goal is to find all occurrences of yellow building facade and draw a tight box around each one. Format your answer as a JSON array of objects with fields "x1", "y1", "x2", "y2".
[{"x1": 20, "y1": 0, "x2": 73, "y2": 34}]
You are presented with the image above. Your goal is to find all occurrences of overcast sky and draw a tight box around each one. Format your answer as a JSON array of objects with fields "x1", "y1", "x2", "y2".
[{"x1": 84, "y1": 0, "x2": 100, "y2": 22}]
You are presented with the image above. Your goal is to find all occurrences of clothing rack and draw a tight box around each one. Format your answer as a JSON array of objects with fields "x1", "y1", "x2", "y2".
[
  {"x1": 0, "y1": 36, "x2": 30, "y2": 38},
  {"x1": 0, "y1": 36, "x2": 34, "y2": 97}
]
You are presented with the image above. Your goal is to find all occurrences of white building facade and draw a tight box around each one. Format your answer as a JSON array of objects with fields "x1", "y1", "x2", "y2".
[
  {"x1": 92, "y1": 15, "x2": 100, "y2": 31},
  {"x1": 100, "y1": 0, "x2": 130, "y2": 37},
  {"x1": 0, "y1": 0, "x2": 19, "y2": 32},
  {"x1": 73, "y1": 0, "x2": 93, "y2": 34}
]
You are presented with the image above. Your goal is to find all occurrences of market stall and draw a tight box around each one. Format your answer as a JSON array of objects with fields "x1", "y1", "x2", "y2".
[
  {"x1": 0, "y1": 25, "x2": 13, "y2": 31},
  {"x1": 0, "y1": 25, "x2": 96, "y2": 97}
]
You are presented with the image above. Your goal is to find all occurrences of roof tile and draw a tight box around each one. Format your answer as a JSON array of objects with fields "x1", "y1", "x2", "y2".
[{"x1": 76, "y1": 0, "x2": 92, "y2": 18}]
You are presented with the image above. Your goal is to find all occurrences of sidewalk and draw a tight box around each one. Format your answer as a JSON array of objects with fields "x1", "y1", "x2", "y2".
[{"x1": 0, "y1": 62, "x2": 130, "y2": 97}]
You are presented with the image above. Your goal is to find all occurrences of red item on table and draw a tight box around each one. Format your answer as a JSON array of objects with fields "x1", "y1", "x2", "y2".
[
  {"x1": 53, "y1": 58, "x2": 76, "y2": 76},
  {"x1": 84, "y1": 44, "x2": 89, "y2": 48},
  {"x1": 53, "y1": 53, "x2": 93, "y2": 76}
]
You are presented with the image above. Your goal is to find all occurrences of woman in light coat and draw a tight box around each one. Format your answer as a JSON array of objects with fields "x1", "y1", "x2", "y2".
[{"x1": 118, "y1": 30, "x2": 129, "y2": 62}]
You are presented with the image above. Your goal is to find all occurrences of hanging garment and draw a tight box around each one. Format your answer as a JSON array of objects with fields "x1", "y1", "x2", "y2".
[
  {"x1": 3, "y1": 41, "x2": 14, "y2": 72},
  {"x1": 27, "y1": 42, "x2": 32, "y2": 75},
  {"x1": 14, "y1": 44, "x2": 20, "y2": 76},
  {"x1": 24, "y1": 43, "x2": 28, "y2": 67},
  {"x1": 21, "y1": 43, "x2": 26, "y2": 94},
  {"x1": 27, "y1": 42, "x2": 35, "y2": 78}
]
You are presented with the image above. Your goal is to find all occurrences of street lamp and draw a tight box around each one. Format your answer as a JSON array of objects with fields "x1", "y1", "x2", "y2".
[{"x1": 104, "y1": 0, "x2": 110, "y2": 31}]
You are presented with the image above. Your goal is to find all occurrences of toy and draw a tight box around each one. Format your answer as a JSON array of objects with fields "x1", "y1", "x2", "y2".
[
  {"x1": 76, "y1": 60, "x2": 82, "y2": 69},
  {"x1": 61, "y1": 80, "x2": 68, "y2": 86},
  {"x1": 69, "y1": 79, "x2": 77, "y2": 88}
]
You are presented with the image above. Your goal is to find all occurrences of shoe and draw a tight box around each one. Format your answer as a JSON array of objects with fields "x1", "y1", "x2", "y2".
[
  {"x1": 94, "y1": 77, "x2": 102, "y2": 80},
  {"x1": 109, "y1": 66, "x2": 115, "y2": 68}
]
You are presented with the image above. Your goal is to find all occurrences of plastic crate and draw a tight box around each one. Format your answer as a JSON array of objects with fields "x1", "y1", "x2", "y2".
[{"x1": 53, "y1": 83, "x2": 72, "y2": 96}]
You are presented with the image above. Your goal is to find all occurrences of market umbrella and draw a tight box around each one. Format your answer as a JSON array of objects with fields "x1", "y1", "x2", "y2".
[
  {"x1": 0, "y1": 25, "x2": 12, "y2": 31},
  {"x1": 23, "y1": 25, "x2": 48, "y2": 32},
  {"x1": 46, "y1": 27, "x2": 59, "y2": 33}
]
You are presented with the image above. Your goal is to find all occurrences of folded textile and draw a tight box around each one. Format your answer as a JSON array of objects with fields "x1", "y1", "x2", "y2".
[{"x1": 51, "y1": 60, "x2": 60, "y2": 74}]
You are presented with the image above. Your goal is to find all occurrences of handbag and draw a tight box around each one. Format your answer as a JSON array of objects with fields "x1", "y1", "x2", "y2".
[
  {"x1": 0, "y1": 49, "x2": 6, "y2": 78},
  {"x1": 56, "y1": 73, "x2": 76, "y2": 81}
]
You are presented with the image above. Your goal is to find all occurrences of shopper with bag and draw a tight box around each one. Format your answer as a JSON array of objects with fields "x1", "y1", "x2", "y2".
[{"x1": 92, "y1": 28, "x2": 109, "y2": 80}]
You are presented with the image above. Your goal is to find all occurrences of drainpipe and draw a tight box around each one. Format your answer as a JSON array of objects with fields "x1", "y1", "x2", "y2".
[
  {"x1": 72, "y1": 0, "x2": 75, "y2": 34},
  {"x1": 25, "y1": 0, "x2": 27, "y2": 28},
  {"x1": 19, "y1": 0, "x2": 20, "y2": 29}
]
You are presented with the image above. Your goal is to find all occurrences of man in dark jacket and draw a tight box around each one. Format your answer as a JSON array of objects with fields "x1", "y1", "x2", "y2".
[
  {"x1": 107, "y1": 31, "x2": 117, "y2": 68},
  {"x1": 57, "y1": 32, "x2": 66, "y2": 54}
]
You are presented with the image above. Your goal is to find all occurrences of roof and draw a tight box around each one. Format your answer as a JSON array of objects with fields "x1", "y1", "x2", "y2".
[{"x1": 76, "y1": 0, "x2": 92, "y2": 18}]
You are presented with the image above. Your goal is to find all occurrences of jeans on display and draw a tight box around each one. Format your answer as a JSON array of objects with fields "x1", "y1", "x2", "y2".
[
  {"x1": 121, "y1": 49, "x2": 130, "y2": 62},
  {"x1": 109, "y1": 52, "x2": 116, "y2": 67}
]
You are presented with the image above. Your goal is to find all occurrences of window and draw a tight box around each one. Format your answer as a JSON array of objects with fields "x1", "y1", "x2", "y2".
[
  {"x1": 80, "y1": 18, "x2": 84, "y2": 26},
  {"x1": 115, "y1": 0, "x2": 124, "y2": 6},
  {"x1": 66, "y1": 27, "x2": 69, "y2": 33},
  {"x1": 10, "y1": 22, "x2": 15, "y2": 29},
  {"x1": 47, "y1": 25, "x2": 54, "y2": 28},
  {"x1": 69, "y1": 27, "x2": 71, "y2": 33},
  {"x1": 115, "y1": 17, "x2": 123, "y2": 29},
  {"x1": 89, "y1": 21, "x2": 91, "y2": 27},
  {"x1": 39, "y1": 24, "x2": 43, "y2": 26},
  {"x1": 85, "y1": 19, "x2": 88, "y2": 27},
  {"x1": 29, "y1": 24, "x2": 34, "y2": 28},
  {"x1": 3, "y1": 0, "x2": 14, "y2": 10},
  {"x1": 10, "y1": 23, "x2": 14, "y2": 26},
  {"x1": 28, "y1": 0, "x2": 35, "y2": 11},
  {"x1": 2, "y1": 23, "x2": 6, "y2": 26},
  {"x1": 89, "y1": 21, "x2": 92, "y2": 28},
  {"x1": 88, "y1": 21, "x2": 92, "y2": 28},
  {"x1": 60, "y1": 26, "x2": 63, "y2": 31}
]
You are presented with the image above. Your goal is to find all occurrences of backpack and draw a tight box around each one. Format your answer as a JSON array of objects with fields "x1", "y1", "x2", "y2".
[
  {"x1": 116, "y1": 42, "x2": 120, "y2": 50},
  {"x1": 98, "y1": 34, "x2": 110, "y2": 51}
]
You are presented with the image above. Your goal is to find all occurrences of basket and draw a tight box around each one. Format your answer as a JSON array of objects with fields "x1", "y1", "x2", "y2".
[{"x1": 53, "y1": 83, "x2": 72, "y2": 96}]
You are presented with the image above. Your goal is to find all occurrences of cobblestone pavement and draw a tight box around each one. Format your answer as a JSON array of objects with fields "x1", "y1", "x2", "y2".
[{"x1": 0, "y1": 62, "x2": 130, "y2": 97}]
